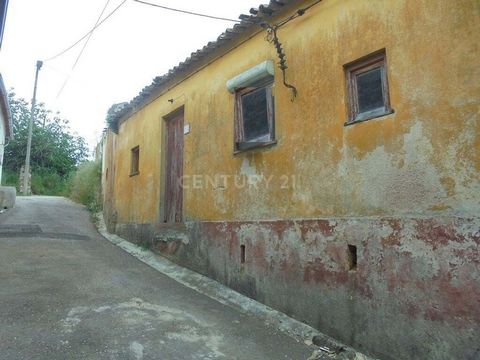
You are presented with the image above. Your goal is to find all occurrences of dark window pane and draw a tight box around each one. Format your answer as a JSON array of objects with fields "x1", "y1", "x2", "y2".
[
  {"x1": 241, "y1": 88, "x2": 270, "y2": 141},
  {"x1": 356, "y1": 67, "x2": 384, "y2": 113},
  {"x1": 131, "y1": 147, "x2": 139, "y2": 175}
]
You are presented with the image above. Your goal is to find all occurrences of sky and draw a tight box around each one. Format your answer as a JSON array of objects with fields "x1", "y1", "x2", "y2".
[{"x1": 0, "y1": 0, "x2": 261, "y2": 152}]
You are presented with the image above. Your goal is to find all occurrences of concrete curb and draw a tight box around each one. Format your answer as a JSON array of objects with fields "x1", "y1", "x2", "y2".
[
  {"x1": 0, "y1": 186, "x2": 16, "y2": 209},
  {"x1": 96, "y1": 213, "x2": 374, "y2": 360}
]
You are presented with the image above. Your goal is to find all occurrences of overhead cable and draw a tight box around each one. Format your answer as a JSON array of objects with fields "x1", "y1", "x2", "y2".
[
  {"x1": 56, "y1": 0, "x2": 112, "y2": 98},
  {"x1": 44, "y1": 0, "x2": 128, "y2": 62},
  {"x1": 274, "y1": 0, "x2": 322, "y2": 28},
  {"x1": 132, "y1": 0, "x2": 241, "y2": 23}
]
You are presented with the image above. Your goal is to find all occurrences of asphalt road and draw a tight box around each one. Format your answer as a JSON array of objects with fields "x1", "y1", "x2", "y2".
[{"x1": 0, "y1": 196, "x2": 312, "y2": 360}]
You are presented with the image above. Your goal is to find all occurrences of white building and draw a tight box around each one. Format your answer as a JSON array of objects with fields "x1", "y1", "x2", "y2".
[{"x1": 0, "y1": 74, "x2": 12, "y2": 183}]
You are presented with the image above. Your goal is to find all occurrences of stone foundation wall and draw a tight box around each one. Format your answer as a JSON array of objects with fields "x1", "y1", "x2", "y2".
[{"x1": 112, "y1": 215, "x2": 480, "y2": 360}]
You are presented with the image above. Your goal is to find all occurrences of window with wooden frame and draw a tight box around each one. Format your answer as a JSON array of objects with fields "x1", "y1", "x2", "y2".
[
  {"x1": 344, "y1": 49, "x2": 393, "y2": 125},
  {"x1": 130, "y1": 146, "x2": 139, "y2": 176},
  {"x1": 234, "y1": 79, "x2": 275, "y2": 152}
]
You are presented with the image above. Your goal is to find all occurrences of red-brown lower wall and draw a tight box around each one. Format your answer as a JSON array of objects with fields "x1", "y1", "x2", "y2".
[{"x1": 113, "y1": 216, "x2": 480, "y2": 360}]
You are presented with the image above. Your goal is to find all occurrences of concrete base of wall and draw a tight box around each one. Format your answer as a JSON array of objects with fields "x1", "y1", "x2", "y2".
[
  {"x1": 112, "y1": 215, "x2": 480, "y2": 360},
  {"x1": 0, "y1": 186, "x2": 16, "y2": 209}
]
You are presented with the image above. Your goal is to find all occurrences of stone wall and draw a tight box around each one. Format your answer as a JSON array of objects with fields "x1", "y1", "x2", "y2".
[{"x1": 112, "y1": 216, "x2": 480, "y2": 359}]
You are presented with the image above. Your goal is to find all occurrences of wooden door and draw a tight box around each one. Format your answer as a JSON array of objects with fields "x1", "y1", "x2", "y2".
[{"x1": 164, "y1": 112, "x2": 184, "y2": 223}]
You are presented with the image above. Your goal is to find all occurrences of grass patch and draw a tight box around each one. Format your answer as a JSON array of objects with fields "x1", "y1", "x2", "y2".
[
  {"x1": 69, "y1": 161, "x2": 102, "y2": 213},
  {"x1": 1, "y1": 169, "x2": 19, "y2": 188},
  {"x1": 31, "y1": 169, "x2": 71, "y2": 196},
  {"x1": 2, "y1": 168, "x2": 71, "y2": 196}
]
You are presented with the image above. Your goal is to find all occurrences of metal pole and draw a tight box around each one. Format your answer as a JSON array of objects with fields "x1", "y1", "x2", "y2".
[{"x1": 23, "y1": 60, "x2": 42, "y2": 196}]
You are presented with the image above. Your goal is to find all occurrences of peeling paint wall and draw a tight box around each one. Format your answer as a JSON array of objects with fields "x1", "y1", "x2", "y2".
[
  {"x1": 186, "y1": 217, "x2": 480, "y2": 359},
  {"x1": 105, "y1": 0, "x2": 479, "y2": 222},
  {"x1": 102, "y1": 0, "x2": 480, "y2": 359}
]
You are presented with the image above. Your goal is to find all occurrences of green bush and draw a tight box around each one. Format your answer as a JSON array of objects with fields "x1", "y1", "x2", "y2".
[
  {"x1": 1, "y1": 169, "x2": 19, "y2": 188},
  {"x1": 69, "y1": 161, "x2": 102, "y2": 212},
  {"x1": 31, "y1": 169, "x2": 70, "y2": 196},
  {"x1": 1, "y1": 168, "x2": 70, "y2": 196}
]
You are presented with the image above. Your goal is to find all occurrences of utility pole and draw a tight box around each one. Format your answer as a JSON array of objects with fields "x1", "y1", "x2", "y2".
[{"x1": 22, "y1": 60, "x2": 42, "y2": 196}]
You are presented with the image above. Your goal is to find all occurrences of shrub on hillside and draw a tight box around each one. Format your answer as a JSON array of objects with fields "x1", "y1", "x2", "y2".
[
  {"x1": 2, "y1": 168, "x2": 70, "y2": 196},
  {"x1": 69, "y1": 161, "x2": 102, "y2": 212},
  {"x1": 31, "y1": 169, "x2": 70, "y2": 196}
]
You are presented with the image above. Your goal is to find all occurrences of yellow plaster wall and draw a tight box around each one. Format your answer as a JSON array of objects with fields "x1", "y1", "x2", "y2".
[
  {"x1": 113, "y1": 106, "x2": 162, "y2": 223},
  {"x1": 108, "y1": 0, "x2": 480, "y2": 223}
]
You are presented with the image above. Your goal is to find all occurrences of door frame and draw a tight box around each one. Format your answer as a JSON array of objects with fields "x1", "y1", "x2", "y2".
[{"x1": 159, "y1": 106, "x2": 185, "y2": 223}]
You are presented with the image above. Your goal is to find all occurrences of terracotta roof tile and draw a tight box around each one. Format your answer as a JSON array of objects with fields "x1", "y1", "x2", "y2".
[{"x1": 110, "y1": 0, "x2": 294, "y2": 128}]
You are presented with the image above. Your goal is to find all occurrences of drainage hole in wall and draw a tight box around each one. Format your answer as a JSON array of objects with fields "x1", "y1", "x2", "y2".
[
  {"x1": 348, "y1": 244, "x2": 357, "y2": 271},
  {"x1": 240, "y1": 244, "x2": 246, "y2": 264}
]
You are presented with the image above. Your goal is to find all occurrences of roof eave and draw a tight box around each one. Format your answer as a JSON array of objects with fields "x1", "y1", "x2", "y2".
[{"x1": 110, "y1": 0, "x2": 298, "y2": 129}]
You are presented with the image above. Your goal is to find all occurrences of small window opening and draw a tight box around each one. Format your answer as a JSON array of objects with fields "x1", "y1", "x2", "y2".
[
  {"x1": 242, "y1": 88, "x2": 270, "y2": 141},
  {"x1": 234, "y1": 80, "x2": 275, "y2": 152},
  {"x1": 348, "y1": 244, "x2": 357, "y2": 271},
  {"x1": 240, "y1": 244, "x2": 246, "y2": 264},
  {"x1": 357, "y1": 67, "x2": 384, "y2": 113},
  {"x1": 344, "y1": 49, "x2": 393, "y2": 125},
  {"x1": 130, "y1": 146, "x2": 140, "y2": 176}
]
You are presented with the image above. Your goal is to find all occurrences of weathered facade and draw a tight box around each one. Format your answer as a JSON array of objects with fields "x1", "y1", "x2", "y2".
[
  {"x1": 0, "y1": 0, "x2": 13, "y2": 195},
  {"x1": 0, "y1": 0, "x2": 12, "y2": 184},
  {"x1": 0, "y1": 74, "x2": 12, "y2": 183},
  {"x1": 102, "y1": 1, "x2": 480, "y2": 359}
]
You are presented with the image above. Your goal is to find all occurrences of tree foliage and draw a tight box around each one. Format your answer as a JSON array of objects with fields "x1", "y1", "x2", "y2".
[{"x1": 4, "y1": 91, "x2": 88, "y2": 177}]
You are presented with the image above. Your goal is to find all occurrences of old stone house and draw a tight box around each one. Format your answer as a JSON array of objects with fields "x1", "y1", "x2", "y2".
[{"x1": 101, "y1": 1, "x2": 480, "y2": 359}]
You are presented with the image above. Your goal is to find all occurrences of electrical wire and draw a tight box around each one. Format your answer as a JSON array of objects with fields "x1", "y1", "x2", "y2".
[
  {"x1": 44, "y1": 0, "x2": 128, "y2": 62},
  {"x1": 49, "y1": 0, "x2": 322, "y2": 99},
  {"x1": 275, "y1": 0, "x2": 322, "y2": 28},
  {"x1": 133, "y1": 0, "x2": 241, "y2": 23},
  {"x1": 56, "y1": 0, "x2": 112, "y2": 98},
  {"x1": 71, "y1": 0, "x2": 112, "y2": 71},
  {"x1": 261, "y1": 0, "x2": 323, "y2": 101}
]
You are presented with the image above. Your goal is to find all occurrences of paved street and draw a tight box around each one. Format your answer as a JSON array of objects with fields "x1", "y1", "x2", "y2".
[{"x1": 0, "y1": 197, "x2": 311, "y2": 360}]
